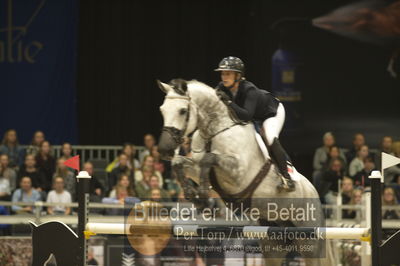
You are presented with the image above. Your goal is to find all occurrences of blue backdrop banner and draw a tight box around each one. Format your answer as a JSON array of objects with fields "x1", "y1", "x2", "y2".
[{"x1": 0, "y1": 0, "x2": 78, "y2": 144}]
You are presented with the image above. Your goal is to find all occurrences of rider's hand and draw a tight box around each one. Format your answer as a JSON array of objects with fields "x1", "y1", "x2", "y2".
[{"x1": 216, "y1": 90, "x2": 231, "y2": 103}]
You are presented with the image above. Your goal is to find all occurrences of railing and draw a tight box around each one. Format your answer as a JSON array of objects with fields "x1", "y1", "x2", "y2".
[
  {"x1": 22, "y1": 145, "x2": 380, "y2": 164},
  {"x1": 1, "y1": 201, "x2": 399, "y2": 229},
  {"x1": 21, "y1": 145, "x2": 146, "y2": 163}
]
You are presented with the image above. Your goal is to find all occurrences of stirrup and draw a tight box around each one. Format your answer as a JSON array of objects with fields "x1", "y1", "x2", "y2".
[{"x1": 277, "y1": 176, "x2": 295, "y2": 192}]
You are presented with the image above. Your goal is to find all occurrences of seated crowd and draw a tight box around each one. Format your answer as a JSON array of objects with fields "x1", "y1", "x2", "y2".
[
  {"x1": 0, "y1": 130, "x2": 183, "y2": 218},
  {"x1": 313, "y1": 132, "x2": 400, "y2": 221},
  {"x1": 0, "y1": 128, "x2": 399, "y2": 224}
]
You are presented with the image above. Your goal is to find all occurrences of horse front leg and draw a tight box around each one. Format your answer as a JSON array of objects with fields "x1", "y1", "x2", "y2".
[
  {"x1": 197, "y1": 153, "x2": 240, "y2": 195},
  {"x1": 197, "y1": 153, "x2": 217, "y2": 196},
  {"x1": 171, "y1": 155, "x2": 198, "y2": 200}
]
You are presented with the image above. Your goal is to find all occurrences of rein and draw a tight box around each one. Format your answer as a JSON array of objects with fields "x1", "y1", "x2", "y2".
[{"x1": 164, "y1": 93, "x2": 245, "y2": 153}]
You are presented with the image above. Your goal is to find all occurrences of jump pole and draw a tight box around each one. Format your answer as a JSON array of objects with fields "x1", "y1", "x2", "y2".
[
  {"x1": 77, "y1": 169, "x2": 374, "y2": 265},
  {"x1": 369, "y1": 170, "x2": 382, "y2": 266},
  {"x1": 85, "y1": 222, "x2": 370, "y2": 240},
  {"x1": 77, "y1": 171, "x2": 92, "y2": 266}
]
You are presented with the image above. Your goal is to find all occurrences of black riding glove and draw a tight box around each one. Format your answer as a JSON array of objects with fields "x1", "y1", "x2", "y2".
[{"x1": 216, "y1": 90, "x2": 232, "y2": 103}]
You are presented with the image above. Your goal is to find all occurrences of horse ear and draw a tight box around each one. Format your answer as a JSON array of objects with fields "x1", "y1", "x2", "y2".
[
  {"x1": 170, "y1": 79, "x2": 188, "y2": 95},
  {"x1": 156, "y1": 80, "x2": 171, "y2": 93}
]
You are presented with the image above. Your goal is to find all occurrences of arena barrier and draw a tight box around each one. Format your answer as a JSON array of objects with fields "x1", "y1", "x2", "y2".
[{"x1": 30, "y1": 153, "x2": 400, "y2": 266}]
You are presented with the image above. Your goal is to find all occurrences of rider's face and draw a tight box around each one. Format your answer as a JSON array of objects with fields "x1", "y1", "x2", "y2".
[{"x1": 221, "y1": 71, "x2": 237, "y2": 87}]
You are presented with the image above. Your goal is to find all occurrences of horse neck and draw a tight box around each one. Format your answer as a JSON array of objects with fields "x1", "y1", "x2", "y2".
[{"x1": 192, "y1": 93, "x2": 234, "y2": 139}]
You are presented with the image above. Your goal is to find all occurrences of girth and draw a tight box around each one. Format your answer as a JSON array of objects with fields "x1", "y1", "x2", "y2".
[{"x1": 209, "y1": 160, "x2": 272, "y2": 206}]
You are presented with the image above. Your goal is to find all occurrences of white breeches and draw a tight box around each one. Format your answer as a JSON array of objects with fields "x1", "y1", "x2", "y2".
[{"x1": 262, "y1": 103, "x2": 285, "y2": 145}]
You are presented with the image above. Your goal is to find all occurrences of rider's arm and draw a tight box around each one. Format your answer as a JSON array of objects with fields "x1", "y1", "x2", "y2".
[{"x1": 228, "y1": 88, "x2": 258, "y2": 121}]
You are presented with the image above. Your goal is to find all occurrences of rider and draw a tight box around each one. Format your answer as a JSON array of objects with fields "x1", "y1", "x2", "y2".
[{"x1": 214, "y1": 56, "x2": 295, "y2": 192}]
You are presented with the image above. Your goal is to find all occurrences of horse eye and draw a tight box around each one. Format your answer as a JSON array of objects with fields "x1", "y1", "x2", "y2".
[{"x1": 179, "y1": 108, "x2": 187, "y2": 115}]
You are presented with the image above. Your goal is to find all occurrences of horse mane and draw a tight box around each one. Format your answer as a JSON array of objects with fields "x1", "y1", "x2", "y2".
[
  {"x1": 167, "y1": 78, "x2": 219, "y2": 107},
  {"x1": 186, "y1": 79, "x2": 215, "y2": 93},
  {"x1": 168, "y1": 78, "x2": 215, "y2": 94}
]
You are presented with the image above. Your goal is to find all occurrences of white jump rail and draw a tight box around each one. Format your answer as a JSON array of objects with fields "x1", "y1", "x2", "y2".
[{"x1": 85, "y1": 222, "x2": 370, "y2": 241}]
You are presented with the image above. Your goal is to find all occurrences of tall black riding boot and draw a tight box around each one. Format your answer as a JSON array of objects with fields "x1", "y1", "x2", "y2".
[{"x1": 269, "y1": 138, "x2": 295, "y2": 192}]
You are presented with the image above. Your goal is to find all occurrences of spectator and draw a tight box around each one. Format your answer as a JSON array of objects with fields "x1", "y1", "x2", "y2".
[
  {"x1": 375, "y1": 136, "x2": 394, "y2": 169},
  {"x1": 108, "y1": 153, "x2": 133, "y2": 191},
  {"x1": 345, "y1": 133, "x2": 365, "y2": 163},
  {"x1": 35, "y1": 141, "x2": 56, "y2": 189},
  {"x1": 135, "y1": 166, "x2": 153, "y2": 199},
  {"x1": 26, "y1": 130, "x2": 45, "y2": 156},
  {"x1": 83, "y1": 162, "x2": 104, "y2": 199},
  {"x1": 103, "y1": 185, "x2": 126, "y2": 202},
  {"x1": 328, "y1": 146, "x2": 347, "y2": 166},
  {"x1": 165, "y1": 174, "x2": 182, "y2": 201},
  {"x1": 109, "y1": 174, "x2": 135, "y2": 198},
  {"x1": 149, "y1": 188, "x2": 162, "y2": 202},
  {"x1": 382, "y1": 187, "x2": 399, "y2": 218},
  {"x1": 106, "y1": 143, "x2": 140, "y2": 173},
  {"x1": 151, "y1": 146, "x2": 165, "y2": 174},
  {"x1": 315, "y1": 145, "x2": 348, "y2": 186},
  {"x1": 353, "y1": 156, "x2": 376, "y2": 187},
  {"x1": 54, "y1": 158, "x2": 76, "y2": 199},
  {"x1": 46, "y1": 177, "x2": 72, "y2": 215},
  {"x1": 313, "y1": 132, "x2": 337, "y2": 179},
  {"x1": 319, "y1": 158, "x2": 346, "y2": 204},
  {"x1": 342, "y1": 188, "x2": 363, "y2": 219},
  {"x1": 18, "y1": 154, "x2": 47, "y2": 192},
  {"x1": 122, "y1": 143, "x2": 140, "y2": 170},
  {"x1": 60, "y1": 142, "x2": 73, "y2": 161},
  {"x1": 151, "y1": 145, "x2": 171, "y2": 181},
  {"x1": 349, "y1": 145, "x2": 369, "y2": 177},
  {"x1": 11, "y1": 176, "x2": 41, "y2": 214},
  {"x1": 147, "y1": 175, "x2": 170, "y2": 200},
  {"x1": 0, "y1": 154, "x2": 17, "y2": 191},
  {"x1": 0, "y1": 174, "x2": 11, "y2": 201},
  {"x1": 102, "y1": 185, "x2": 139, "y2": 215},
  {"x1": 87, "y1": 248, "x2": 99, "y2": 266},
  {"x1": 135, "y1": 155, "x2": 163, "y2": 187},
  {"x1": 142, "y1": 155, "x2": 155, "y2": 169},
  {"x1": 341, "y1": 177, "x2": 354, "y2": 205},
  {"x1": 382, "y1": 186, "x2": 400, "y2": 239},
  {"x1": 139, "y1": 134, "x2": 156, "y2": 163},
  {"x1": 102, "y1": 185, "x2": 127, "y2": 216},
  {"x1": 384, "y1": 141, "x2": 400, "y2": 184},
  {"x1": 0, "y1": 129, "x2": 24, "y2": 167}
]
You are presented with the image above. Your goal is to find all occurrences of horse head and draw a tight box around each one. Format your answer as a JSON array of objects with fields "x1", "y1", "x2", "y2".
[{"x1": 157, "y1": 79, "x2": 199, "y2": 159}]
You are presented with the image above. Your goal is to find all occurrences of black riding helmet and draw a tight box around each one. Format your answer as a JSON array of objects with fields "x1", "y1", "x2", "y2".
[{"x1": 214, "y1": 56, "x2": 245, "y2": 75}]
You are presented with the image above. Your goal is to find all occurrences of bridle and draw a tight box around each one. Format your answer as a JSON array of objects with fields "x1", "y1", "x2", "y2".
[
  {"x1": 161, "y1": 95, "x2": 192, "y2": 146},
  {"x1": 162, "y1": 92, "x2": 244, "y2": 152}
]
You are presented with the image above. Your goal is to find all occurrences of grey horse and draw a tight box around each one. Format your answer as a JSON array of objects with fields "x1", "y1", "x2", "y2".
[{"x1": 157, "y1": 79, "x2": 335, "y2": 266}]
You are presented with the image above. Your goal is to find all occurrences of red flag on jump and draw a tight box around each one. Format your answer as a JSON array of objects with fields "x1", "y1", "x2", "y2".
[{"x1": 64, "y1": 155, "x2": 80, "y2": 172}]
